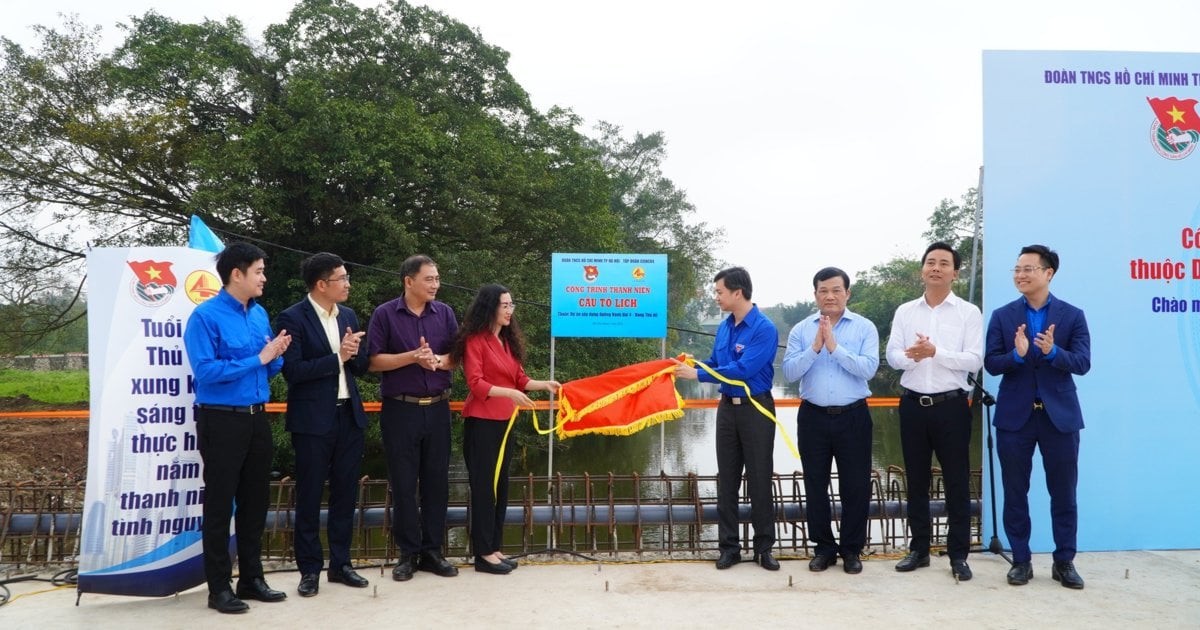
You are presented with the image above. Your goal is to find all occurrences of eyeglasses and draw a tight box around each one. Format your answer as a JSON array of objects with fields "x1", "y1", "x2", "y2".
[
  {"x1": 1011, "y1": 266, "x2": 1046, "y2": 275},
  {"x1": 324, "y1": 274, "x2": 351, "y2": 284},
  {"x1": 500, "y1": 302, "x2": 516, "y2": 311}
]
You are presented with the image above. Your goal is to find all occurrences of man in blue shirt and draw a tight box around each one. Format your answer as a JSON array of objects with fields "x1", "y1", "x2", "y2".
[
  {"x1": 783, "y1": 267, "x2": 879, "y2": 574},
  {"x1": 675, "y1": 267, "x2": 780, "y2": 571},
  {"x1": 984, "y1": 245, "x2": 1090, "y2": 590},
  {"x1": 184, "y1": 242, "x2": 292, "y2": 614}
]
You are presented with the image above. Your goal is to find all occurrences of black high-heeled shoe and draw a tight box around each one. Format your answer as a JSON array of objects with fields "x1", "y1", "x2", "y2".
[{"x1": 474, "y1": 556, "x2": 513, "y2": 575}]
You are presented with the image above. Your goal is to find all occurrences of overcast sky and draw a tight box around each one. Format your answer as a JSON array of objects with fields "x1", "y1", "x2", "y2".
[{"x1": 5, "y1": 0, "x2": 1197, "y2": 305}]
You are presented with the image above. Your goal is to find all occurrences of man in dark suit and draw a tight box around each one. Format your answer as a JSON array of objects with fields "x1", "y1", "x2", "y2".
[
  {"x1": 984, "y1": 244, "x2": 1090, "y2": 590},
  {"x1": 277, "y1": 252, "x2": 371, "y2": 597}
]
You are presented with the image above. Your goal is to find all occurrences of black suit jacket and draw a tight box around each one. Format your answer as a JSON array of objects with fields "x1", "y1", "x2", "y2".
[{"x1": 276, "y1": 298, "x2": 370, "y2": 435}]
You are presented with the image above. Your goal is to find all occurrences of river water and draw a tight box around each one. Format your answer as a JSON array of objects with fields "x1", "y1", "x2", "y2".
[{"x1": 499, "y1": 381, "x2": 986, "y2": 479}]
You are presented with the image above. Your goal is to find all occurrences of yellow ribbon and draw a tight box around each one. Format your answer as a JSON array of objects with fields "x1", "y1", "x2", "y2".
[
  {"x1": 686, "y1": 357, "x2": 801, "y2": 460},
  {"x1": 494, "y1": 406, "x2": 560, "y2": 499}
]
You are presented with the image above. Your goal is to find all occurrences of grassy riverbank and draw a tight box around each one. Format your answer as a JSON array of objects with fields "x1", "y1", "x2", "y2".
[{"x1": 0, "y1": 369, "x2": 88, "y2": 405}]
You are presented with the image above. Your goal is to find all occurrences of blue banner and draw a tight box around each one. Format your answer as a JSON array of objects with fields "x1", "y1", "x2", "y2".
[
  {"x1": 982, "y1": 50, "x2": 1200, "y2": 552},
  {"x1": 550, "y1": 253, "x2": 668, "y2": 338}
]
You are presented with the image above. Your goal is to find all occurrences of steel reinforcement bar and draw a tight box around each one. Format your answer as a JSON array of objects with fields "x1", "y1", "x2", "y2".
[{"x1": 0, "y1": 467, "x2": 982, "y2": 566}]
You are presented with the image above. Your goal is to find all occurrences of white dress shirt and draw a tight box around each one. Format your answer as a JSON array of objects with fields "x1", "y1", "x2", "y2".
[
  {"x1": 308, "y1": 295, "x2": 350, "y2": 400},
  {"x1": 885, "y1": 292, "x2": 983, "y2": 394}
]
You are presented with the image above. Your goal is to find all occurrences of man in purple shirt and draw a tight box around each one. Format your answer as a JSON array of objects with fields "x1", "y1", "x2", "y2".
[{"x1": 368, "y1": 254, "x2": 460, "y2": 581}]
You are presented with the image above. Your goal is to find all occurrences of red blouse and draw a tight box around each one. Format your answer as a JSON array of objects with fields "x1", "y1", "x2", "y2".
[{"x1": 462, "y1": 332, "x2": 531, "y2": 421}]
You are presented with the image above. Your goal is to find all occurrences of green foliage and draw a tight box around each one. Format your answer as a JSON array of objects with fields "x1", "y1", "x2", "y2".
[
  {"x1": 0, "y1": 368, "x2": 88, "y2": 403},
  {"x1": 0, "y1": 1, "x2": 718, "y2": 379},
  {"x1": 923, "y1": 187, "x2": 982, "y2": 308}
]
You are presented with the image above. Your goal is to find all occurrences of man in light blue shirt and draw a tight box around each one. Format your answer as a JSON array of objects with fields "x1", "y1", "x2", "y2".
[{"x1": 782, "y1": 267, "x2": 879, "y2": 574}]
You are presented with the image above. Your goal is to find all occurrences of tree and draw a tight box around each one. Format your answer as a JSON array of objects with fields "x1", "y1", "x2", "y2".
[
  {"x1": 587, "y1": 122, "x2": 724, "y2": 358},
  {"x1": 923, "y1": 187, "x2": 982, "y2": 307},
  {"x1": 2, "y1": 1, "x2": 710, "y2": 377}
]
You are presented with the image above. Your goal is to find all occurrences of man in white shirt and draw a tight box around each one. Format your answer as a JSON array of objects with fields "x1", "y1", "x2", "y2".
[{"x1": 885, "y1": 242, "x2": 983, "y2": 581}]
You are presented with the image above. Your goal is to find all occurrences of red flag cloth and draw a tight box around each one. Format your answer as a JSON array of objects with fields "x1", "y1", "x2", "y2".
[
  {"x1": 555, "y1": 358, "x2": 684, "y2": 439},
  {"x1": 127, "y1": 260, "x2": 177, "y2": 286},
  {"x1": 1147, "y1": 97, "x2": 1200, "y2": 132}
]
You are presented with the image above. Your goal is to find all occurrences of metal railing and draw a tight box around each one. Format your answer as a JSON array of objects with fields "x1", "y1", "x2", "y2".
[{"x1": 1, "y1": 466, "x2": 982, "y2": 568}]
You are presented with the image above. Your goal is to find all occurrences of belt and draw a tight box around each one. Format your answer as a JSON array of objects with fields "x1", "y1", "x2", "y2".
[
  {"x1": 802, "y1": 398, "x2": 867, "y2": 415},
  {"x1": 388, "y1": 390, "x2": 451, "y2": 405},
  {"x1": 721, "y1": 392, "x2": 772, "y2": 406},
  {"x1": 1033, "y1": 399, "x2": 1045, "y2": 410},
  {"x1": 903, "y1": 388, "x2": 965, "y2": 408},
  {"x1": 195, "y1": 403, "x2": 266, "y2": 415},
  {"x1": 335, "y1": 399, "x2": 350, "y2": 407}
]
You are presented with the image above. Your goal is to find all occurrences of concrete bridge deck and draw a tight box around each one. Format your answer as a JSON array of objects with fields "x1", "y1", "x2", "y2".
[{"x1": 2, "y1": 550, "x2": 1198, "y2": 628}]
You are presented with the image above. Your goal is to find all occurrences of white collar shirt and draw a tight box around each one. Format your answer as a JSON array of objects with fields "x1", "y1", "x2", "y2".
[
  {"x1": 308, "y1": 295, "x2": 350, "y2": 400},
  {"x1": 884, "y1": 291, "x2": 983, "y2": 394}
]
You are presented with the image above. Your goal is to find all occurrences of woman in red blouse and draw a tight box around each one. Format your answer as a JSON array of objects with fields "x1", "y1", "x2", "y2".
[{"x1": 449, "y1": 284, "x2": 560, "y2": 574}]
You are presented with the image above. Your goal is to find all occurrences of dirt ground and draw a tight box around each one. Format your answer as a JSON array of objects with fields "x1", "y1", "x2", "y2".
[{"x1": 0, "y1": 396, "x2": 89, "y2": 483}]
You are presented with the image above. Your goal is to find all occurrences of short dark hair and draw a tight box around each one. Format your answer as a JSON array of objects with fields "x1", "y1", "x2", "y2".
[
  {"x1": 215, "y1": 242, "x2": 267, "y2": 285},
  {"x1": 812, "y1": 267, "x2": 850, "y2": 291},
  {"x1": 923, "y1": 242, "x2": 961, "y2": 270},
  {"x1": 301, "y1": 252, "x2": 345, "y2": 290},
  {"x1": 400, "y1": 254, "x2": 436, "y2": 281},
  {"x1": 1020, "y1": 244, "x2": 1059, "y2": 274},
  {"x1": 714, "y1": 267, "x2": 752, "y2": 300}
]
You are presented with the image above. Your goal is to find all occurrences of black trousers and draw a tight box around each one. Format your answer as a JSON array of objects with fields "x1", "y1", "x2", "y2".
[
  {"x1": 195, "y1": 407, "x2": 273, "y2": 595},
  {"x1": 379, "y1": 397, "x2": 451, "y2": 554},
  {"x1": 291, "y1": 404, "x2": 364, "y2": 574},
  {"x1": 898, "y1": 394, "x2": 972, "y2": 560},
  {"x1": 715, "y1": 393, "x2": 776, "y2": 555},
  {"x1": 462, "y1": 417, "x2": 515, "y2": 557},
  {"x1": 797, "y1": 401, "x2": 872, "y2": 558}
]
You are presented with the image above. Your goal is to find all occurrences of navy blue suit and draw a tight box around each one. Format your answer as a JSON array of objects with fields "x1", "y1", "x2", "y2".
[
  {"x1": 984, "y1": 293, "x2": 1090, "y2": 563},
  {"x1": 276, "y1": 299, "x2": 369, "y2": 575}
]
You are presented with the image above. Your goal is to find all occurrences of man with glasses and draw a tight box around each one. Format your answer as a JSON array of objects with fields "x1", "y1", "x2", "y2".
[
  {"x1": 984, "y1": 245, "x2": 1090, "y2": 589},
  {"x1": 276, "y1": 253, "x2": 370, "y2": 597},
  {"x1": 368, "y1": 254, "x2": 460, "y2": 581},
  {"x1": 886, "y1": 242, "x2": 982, "y2": 581}
]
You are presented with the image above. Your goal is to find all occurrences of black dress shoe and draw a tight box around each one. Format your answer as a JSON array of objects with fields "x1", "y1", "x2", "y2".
[
  {"x1": 235, "y1": 577, "x2": 287, "y2": 602},
  {"x1": 297, "y1": 573, "x2": 319, "y2": 597},
  {"x1": 207, "y1": 590, "x2": 249, "y2": 614},
  {"x1": 808, "y1": 554, "x2": 838, "y2": 572},
  {"x1": 715, "y1": 550, "x2": 741, "y2": 570},
  {"x1": 842, "y1": 554, "x2": 863, "y2": 574},
  {"x1": 754, "y1": 551, "x2": 780, "y2": 571},
  {"x1": 1052, "y1": 561, "x2": 1085, "y2": 589},
  {"x1": 1007, "y1": 561, "x2": 1033, "y2": 585},
  {"x1": 328, "y1": 565, "x2": 369, "y2": 587},
  {"x1": 418, "y1": 551, "x2": 459, "y2": 577},
  {"x1": 950, "y1": 559, "x2": 972, "y2": 581},
  {"x1": 392, "y1": 554, "x2": 416, "y2": 581},
  {"x1": 474, "y1": 556, "x2": 513, "y2": 575},
  {"x1": 895, "y1": 551, "x2": 930, "y2": 572}
]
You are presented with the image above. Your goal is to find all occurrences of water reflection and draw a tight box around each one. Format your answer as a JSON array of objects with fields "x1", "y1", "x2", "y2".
[
  {"x1": 358, "y1": 383, "x2": 986, "y2": 480},
  {"x1": 513, "y1": 383, "x2": 985, "y2": 478}
]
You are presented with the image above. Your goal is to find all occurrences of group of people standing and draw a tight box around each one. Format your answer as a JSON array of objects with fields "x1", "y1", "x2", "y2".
[
  {"x1": 675, "y1": 242, "x2": 1090, "y2": 591},
  {"x1": 182, "y1": 240, "x2": 1090, "y2": 614},
  {"x1": 185, "y1": 247, "x2": 553, "y2": 614}
]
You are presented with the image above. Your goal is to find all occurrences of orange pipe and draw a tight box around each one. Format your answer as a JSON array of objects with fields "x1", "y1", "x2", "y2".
[{"x1": 0, "y1": 397, "x2": 911, "y2": 419}]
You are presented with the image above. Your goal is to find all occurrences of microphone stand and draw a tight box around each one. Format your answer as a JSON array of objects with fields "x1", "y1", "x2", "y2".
[{"x1": 967, "y1": 371, "x2": 1011, "y2": 564}]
